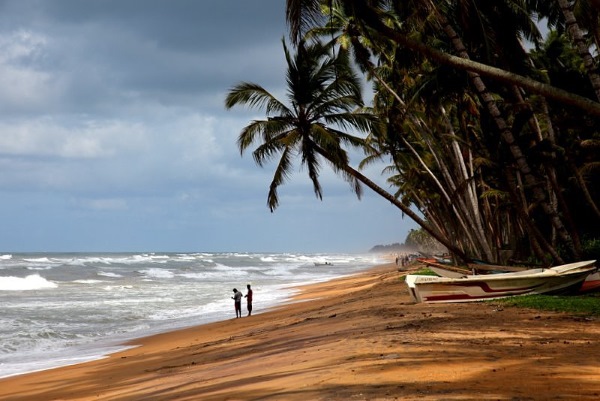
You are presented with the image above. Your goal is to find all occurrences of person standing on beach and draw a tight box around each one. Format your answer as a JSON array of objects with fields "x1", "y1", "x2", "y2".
[
  {"x1": 244, "y1": 284, "x2": 253, "y2": 316},
  {"x1": 232, "y1": 288, "x2": 242, "y2": 318}
]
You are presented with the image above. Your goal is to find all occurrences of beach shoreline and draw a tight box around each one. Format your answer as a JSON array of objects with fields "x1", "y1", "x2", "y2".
[
  {"x1": 1, "y1": 261, "x2": 600, "y2": 400},
  {"x1": 0, "y1": 251, "x2": 380, "y2": 380}
]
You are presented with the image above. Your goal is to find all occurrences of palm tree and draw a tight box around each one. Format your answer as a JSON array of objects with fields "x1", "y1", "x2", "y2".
[
  {"x1": 225, "y1": 38, "x2": 469, "y2": 260},
  {"x1": 286, "y1": 0, "x2": 600, "y2": 116},
  {"x1": 306, "y1": 1, "x2": 566, "y2": 262},
  {"x1": 296, "y1": 0, "x2": 591, "y2": 261},
  {"x1": 554, "y1": 0, "x2": 600, "y2": 101},
  {"x1": 428, "y1": 1, "x2": 577, "y2": 260},
  {"x1": 225, "y1": 39, "x2": 370, "y2": 210}
]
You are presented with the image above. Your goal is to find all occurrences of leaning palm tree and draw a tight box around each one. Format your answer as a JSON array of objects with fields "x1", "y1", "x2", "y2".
[
  {"x1": 225, "y1": 38, "x2": 469, "y2": 260},
  {"x1": 225, "y1": 39, "x2": 370, "y2": 211}
]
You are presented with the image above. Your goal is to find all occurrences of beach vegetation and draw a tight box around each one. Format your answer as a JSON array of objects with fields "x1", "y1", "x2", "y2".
[
  {"x1": 582, "y1": 237, "x2": 600, "y2": 259},
  {"x1": 496, "y1": 293, "x2": 600, "y2": 317},
  {"x1": 400, "y1": 267, "x2": 437, "y2": 281},
  {"x1": 228, "y1": 1, "x2": 600, "y2": 267}
]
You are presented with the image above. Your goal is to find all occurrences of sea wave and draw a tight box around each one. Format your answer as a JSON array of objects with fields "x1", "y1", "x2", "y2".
[
  {"x1": 26, "y1": 266, "x2": 54, "y2": 271},
  {"x1": 0, "y1": 274, "x2": 57, "y2": 291},
  {"x1": 23, "y1": 257, "x2": 56, "y2": 263},
  {"x1": 97, "y1": 271, "x2": 123, "y2": 278},
  {"x1": 137, "y1": 268, "x2": 175, "y2": 279}
]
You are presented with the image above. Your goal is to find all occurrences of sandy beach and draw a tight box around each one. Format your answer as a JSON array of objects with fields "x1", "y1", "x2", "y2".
[{"x1": 1, "y1": 262, "x2": 600, "y2": 400}]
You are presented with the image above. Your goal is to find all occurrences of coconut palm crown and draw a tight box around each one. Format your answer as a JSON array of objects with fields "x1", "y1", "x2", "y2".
[{"x1": 225, "y1": 39, "x2": 376, "y2": 211}]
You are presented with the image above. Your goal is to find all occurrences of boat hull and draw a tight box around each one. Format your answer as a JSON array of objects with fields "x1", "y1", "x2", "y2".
[
  {"x1": 580, "y1": 272, "x2": 600, "y2": 293},
  {"x1": 429, "y1": 262, "x2": 600, "y2": 295},
  {"x1": 406, "y1": 260, "x2": 597, "y2": 303}
]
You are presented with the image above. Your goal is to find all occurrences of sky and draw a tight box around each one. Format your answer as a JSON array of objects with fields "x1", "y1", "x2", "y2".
[{"x1": 0, "y1": 0, "x2": 417, "y2": 253}]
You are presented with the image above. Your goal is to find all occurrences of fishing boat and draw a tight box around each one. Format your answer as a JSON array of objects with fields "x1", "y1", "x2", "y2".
[
  {"x1": 579, "y1": 271, "x2": 600, "y2": 294},
  {"x1": 406, "y1": 260, "x2": 597, "y2": 303},
  {"x1": 427, "y1": 260, "x2": 600, "y2": 295},
  {"x1": 424, "y1": 261, "x2": 471, "y2": 278}
]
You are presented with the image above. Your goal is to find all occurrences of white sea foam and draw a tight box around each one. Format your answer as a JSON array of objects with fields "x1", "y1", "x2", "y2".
[
  {"x1": 0, "y1": 274, "x2": 57, "y2": 291},
  {"x1": 26, "y1": 266, "x2": 54, "y2": 271},
  {"x1": 148, "y1": 304, "x2": 213, "y2": 321},
  {"x1": 102, "y1": 285, "x2": 134, "y2": 291},
  {"x1": 98, "y1": 271, "x2": 122, "y2": 278},
  {"x1": 137, "y1": 268, "x2": 175, "y2": 279},
  {"x1": 23, "y1": 257, "x2": 56, "y2": 263},
  {"x1": 65, "y1": 257, "x2": 112, "y2": 266}
]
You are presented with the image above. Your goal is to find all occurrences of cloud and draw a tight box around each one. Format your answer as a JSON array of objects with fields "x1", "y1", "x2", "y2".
[
  {"x1": 0, "y1": 30, "x2": 61, "y2": 112},
  {"x1": 0, "y1": 0, "x2": 416, "y2": 252}
]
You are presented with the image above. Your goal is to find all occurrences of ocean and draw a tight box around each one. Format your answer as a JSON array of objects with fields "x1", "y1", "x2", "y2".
[{"x1": 0, "y1": 251, "x2": 385, "y2": 379}]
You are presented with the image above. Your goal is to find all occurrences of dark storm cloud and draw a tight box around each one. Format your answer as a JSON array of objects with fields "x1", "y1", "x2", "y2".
[
  {"x1": 39, "y1": 1, "x2": 282, "y2": 47},
  {"x1": 0, "y1": 0, "x2": 287, "y2": 115}
]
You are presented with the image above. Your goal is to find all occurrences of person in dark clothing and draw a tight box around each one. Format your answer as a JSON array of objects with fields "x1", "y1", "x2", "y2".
[{"x1": 244, "y1": 284, "x2": 253, "y2": 316}]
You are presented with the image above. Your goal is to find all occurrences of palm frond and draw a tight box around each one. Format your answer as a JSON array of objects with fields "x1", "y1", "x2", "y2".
[
  {"x1": 225, "y1": 82, "x2": 290, "y2": 116},
  {"x1": 267, "y1": 147, "x2": 295, "y2": 212},
  {"x1": 252, "y1": 133, "x2": 288, "y2": 167}
]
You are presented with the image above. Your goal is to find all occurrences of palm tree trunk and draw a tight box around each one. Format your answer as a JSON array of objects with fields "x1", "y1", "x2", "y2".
[
  {"x1": 314, "y1": 145, "x2": 470, "y2": 262},
  {"x1": 368, "y1": 19, "x2": 600, "y2": 116},
  {"x1": 568, "y1": 158, "x2": 600, "y2": 220},
  {"x1": 370, "y1": 72, "x2": 491, "y2": 260},
  {"x1": 439, "y1": 106, "x2": 495, "y2": 261},
  {"x1": 435, "y1": 11, "x2": 579, "y2": 259},
  {"x1": 558, "y1": 0, "x2": 600, "y2": 101},
  {"x1": 540, "y1": 97, "x2": 600, "y2": 221},
  {"x1": 286, "y1": 0, "x2": 600, "y2": 114},
  {"x1": 398, "y1": 135, "x2": 483, "y2": 255},
  {"x1": 505, "y1": 169, "x2": 564, "y2": 264},
  {"x1": 512, "y1": 87, "x2": 584, "y2": 255}
]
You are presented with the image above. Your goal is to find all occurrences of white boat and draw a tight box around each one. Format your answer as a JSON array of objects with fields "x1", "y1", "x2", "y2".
[
  {"x1": 406, "y1": 260, "x2": 597, "y2": 303},
  {"x1": 425, "y1": 262, "x2": 471, "y2": 278},
  {"x1": 429, "y1": 261, "x2": 600, "y2": 295}
]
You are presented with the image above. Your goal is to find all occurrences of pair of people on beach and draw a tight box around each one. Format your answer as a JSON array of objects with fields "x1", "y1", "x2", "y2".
[{"x1": 232, "y1": 284, "x2": 252, "y2": 318}]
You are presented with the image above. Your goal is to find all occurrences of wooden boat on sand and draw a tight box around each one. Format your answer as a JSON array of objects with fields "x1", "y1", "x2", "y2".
[
  {"x1": 424, "y1": 261, "x2": 471, "y2": 278},
  {"x1": 421, "y1": 258, "x2": 530, "y2": 278},
  {"x1": 580, "y1": 271, "x2": 600, "y2": 293},
  {"x1": 406, "y1": 260, "x2": 597, "y2": 303},
  {"x1": 427, "y1": 260, "x2": 600, "y2": 295}
]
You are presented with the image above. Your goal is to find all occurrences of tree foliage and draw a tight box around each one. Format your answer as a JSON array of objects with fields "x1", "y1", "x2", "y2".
[{"x1": 227, "y1": 1, "x2": 600, "y2": 265}]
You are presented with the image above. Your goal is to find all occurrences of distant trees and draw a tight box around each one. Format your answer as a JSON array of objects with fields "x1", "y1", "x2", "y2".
[
  {"x1": 404, "y1": 229, "x2": 446, "y2": 256},
  {"x1": 368, "y1": 243, "x2": 413, "y2": 253}
]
